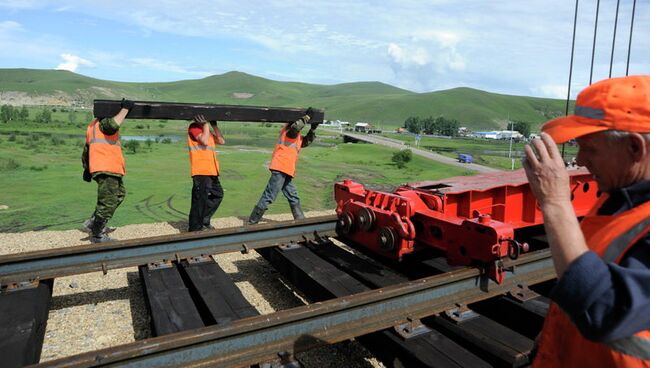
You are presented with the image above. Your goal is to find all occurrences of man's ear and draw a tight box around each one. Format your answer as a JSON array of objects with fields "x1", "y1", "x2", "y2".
[{"x1": 628, "y1": 133, "x2": 648, "y2": 162}]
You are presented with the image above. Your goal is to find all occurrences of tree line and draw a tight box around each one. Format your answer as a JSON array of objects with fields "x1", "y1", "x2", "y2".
[
  {"x1": 403, "y1": 116, "x2": 461, "y2": 137},
  {"x1": 403, "y1": 115, "x2": 532, "y2": 138},
  {"x1": 0, "y1": 105, "x2": 29, "y2": 123}
]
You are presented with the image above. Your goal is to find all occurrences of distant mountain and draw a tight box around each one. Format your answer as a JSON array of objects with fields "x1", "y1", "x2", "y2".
[{"x1": 0, "y1": 68, "x2": 567, "y2": 130}]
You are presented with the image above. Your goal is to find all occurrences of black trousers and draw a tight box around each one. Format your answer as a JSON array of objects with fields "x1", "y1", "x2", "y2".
[{"x1": 189, "y1": 175, "x2": 224, "y2": 231}]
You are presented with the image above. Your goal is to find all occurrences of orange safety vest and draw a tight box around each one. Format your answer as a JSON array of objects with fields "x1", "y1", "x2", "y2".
[
  {"x1": 187, "y1": 132, "x2": 219, "y2": 176},
  {"x1": 269, "y1": 127, "x2": 302, "y2": 177},
  {"x1": 86, "y1": 119, "x2": 125, "y2": 175},
  {"x1": 533, "y1": 195, "x2": 650, "y2": 368}
]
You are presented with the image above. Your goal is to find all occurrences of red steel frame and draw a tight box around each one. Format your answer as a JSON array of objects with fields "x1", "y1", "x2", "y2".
[{"x1": 334, "y1": 168, "x2": 599, "y2": 283}]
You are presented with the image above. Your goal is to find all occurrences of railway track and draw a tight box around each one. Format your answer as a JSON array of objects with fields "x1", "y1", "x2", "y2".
[{"x1": 0, "y1": 215, "x2": 556, "y2": 368}]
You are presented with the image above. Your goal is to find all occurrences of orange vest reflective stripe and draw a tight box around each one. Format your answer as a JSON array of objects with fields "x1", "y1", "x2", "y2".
[
  {"x1": 187, "y1": 133, "x2": 219, "y2": 176},
  {"x1": 86, "y1": 119, "x2": 125, "y2": 175},
  {"x1": 533, "y1": 196, "x2": 650, "y2": 368},
  {"x1": 269, "y1": 127, "x2": 302, "y2": 177}
]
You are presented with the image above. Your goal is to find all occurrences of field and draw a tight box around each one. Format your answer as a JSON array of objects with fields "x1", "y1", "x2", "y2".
[{"x1": 0, "y1": 119, "x2": 478, "y2": 232}]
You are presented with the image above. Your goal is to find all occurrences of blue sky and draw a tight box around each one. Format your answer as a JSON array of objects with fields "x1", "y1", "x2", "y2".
[{"x1": 0, "y1": 0, "x2": 648, "y2": 98}]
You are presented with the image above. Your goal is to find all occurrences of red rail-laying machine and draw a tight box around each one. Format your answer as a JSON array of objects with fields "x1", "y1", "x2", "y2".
[{"x1": 334, "y1": 169, "x2": 599, "y2": 283}]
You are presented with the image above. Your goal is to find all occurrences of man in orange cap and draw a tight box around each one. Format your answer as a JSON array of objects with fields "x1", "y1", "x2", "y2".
[{"x1": 523, "y1": 75, "x2": 650, "y2": 367}]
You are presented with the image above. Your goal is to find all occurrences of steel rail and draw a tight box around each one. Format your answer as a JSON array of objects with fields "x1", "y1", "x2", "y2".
[
  {"x1": 93, "y1": 100, "x2": 325, "y2": 123},
  {"x1": 36, "y1": 249, "x2": 556, "y2": 368},
  {"x1": 0, "y1": 216, "x2": 337, "y2": 285}
]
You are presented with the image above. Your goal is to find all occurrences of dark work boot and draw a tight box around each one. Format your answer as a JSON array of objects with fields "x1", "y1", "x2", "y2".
[
  {"x1": 83, "y1": 212, "x2": 114, "y2": 233},
  {"x1": 82, "y1": 213, "x2": 96, "y2": 233},
  {"x1": 290, "y1": 203, "x2": 305, "y2": 220},
  {"x1": 90, "y1": 216, "x2": 113, "y2": 243},
  {"x1": 247, "y1": 206, "x2": 266, "y2": 225}
]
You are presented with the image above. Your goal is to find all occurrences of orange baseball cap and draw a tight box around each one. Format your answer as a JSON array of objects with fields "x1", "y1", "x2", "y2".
[{"x1": 542, "y1": 75, "x2": 650, "y2": 143}]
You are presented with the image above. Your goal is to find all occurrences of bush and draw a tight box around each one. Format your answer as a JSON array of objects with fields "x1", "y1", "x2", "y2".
[
  {"x1": 135, "y1": 124, "x2": 145, "y2": 129},
  {"x1": 145, "y1": 138, "x2": 153, "y2": 150},
  {"x1": 124, "y1": 140, "x2": 140, "y2": 154},
  {"x1": 50, "y1": 136, "x2": 65, "y2": 146},
  {"x1": 8, "y1": 133, "x2": 16, "y2": 142},
  {"x1": 29, "y1": 165, "x2": 48, "y2": 171},
  {"x1": 161, "y1": 137, "x2": 172, "y2": 144},
  {"x1": 392, "y1": 149, "x2": 413, "y2": 169},
  {"x1": 35, "y1": 108, "x2": 52, "y2": 124},
  {"x1": 0, "y1": 158, "x2": 21, "y2": 171}
]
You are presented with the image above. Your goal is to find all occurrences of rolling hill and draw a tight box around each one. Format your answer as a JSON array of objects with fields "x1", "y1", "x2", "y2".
[{"x1": 0, "y1": 68, "x2": 569, "y2": 130}]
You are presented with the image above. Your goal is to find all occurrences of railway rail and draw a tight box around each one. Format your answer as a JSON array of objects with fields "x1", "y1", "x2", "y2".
[{"x1": 0, "y1": 215, "x2": 557, "y2": 368}]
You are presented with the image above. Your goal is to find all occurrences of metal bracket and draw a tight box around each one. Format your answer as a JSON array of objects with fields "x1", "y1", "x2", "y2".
[
  {"x1": 0, "y1": 280, "x2": 40, "y2": 293},
  {"x1": 444, "y1": 304, "x2": 479, "y2": 323},
  {"x1": 507, "y1": 283, "x2": 538, "y2": 303},
  {"x1": 186, "y1": 254, "x2": 212, "y2": 264},
  {"x1": 393, "y1": 317, "x2": 432, "y2": 340},
  {"x1": 279, "y1": 242, "x2": 302, "y2": 251},
  {"x1": 241, "y1": 243, "x2": 250, "y2": 254},
  {"x1": 147, "y1": 260, "x2": 173, "y2": 270}
]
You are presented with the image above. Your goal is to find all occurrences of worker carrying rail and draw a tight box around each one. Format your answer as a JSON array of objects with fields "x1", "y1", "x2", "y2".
[
  {"x1": 187, "y1": 114, "x2": 225, "y2": 232},
  {"x1": 81, "y1": 98, "x2": 134, "y2": 243},
  {"x1": 247, "y1": 108, "x2": 318, "y2": 224},
  {"x1": 523, "y1": 76, "x2": 650, "y2": 367}
]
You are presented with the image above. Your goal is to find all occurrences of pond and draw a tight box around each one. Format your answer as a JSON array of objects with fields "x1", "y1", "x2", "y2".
[{"x1": 121, "y1": 135, "x2": 182, "y2": 142}]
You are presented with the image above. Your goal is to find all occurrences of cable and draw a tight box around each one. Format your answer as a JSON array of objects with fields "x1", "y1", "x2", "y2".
[
  {"x1": 626, "y1": 0, "x2": 637, "y2": 76},
  {"x1": 563, "y1": 0, "x2": 580, "y2": 159},
  {"x1": 589, "y1": 0, "x2": 600, "y2": 85},
  {"x1": 609, "y1": 0, "x2": 621, "y2": 78}
]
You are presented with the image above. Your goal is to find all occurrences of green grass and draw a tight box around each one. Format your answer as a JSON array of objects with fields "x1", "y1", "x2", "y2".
[
  {"x1": 0, "y1": 127, "x2": 472, "y2": 232},
  {"x1": 1, "y1": 68, "x2": 570, "y2": 131}
]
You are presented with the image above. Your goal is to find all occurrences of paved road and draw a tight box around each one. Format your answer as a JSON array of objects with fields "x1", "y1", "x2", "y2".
[{"x1": 339, "y1": 131, "x2": 501, "y2": 174}]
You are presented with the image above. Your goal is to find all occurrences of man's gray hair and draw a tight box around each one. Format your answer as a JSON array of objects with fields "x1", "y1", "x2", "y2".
[{"x1": 603, "y1": 130, "x2": 650, "y2": 145}]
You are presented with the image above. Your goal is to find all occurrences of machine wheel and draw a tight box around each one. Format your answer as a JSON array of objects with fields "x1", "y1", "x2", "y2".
[
  {"x1": 357, "y1": 207, "x2": 376, "y2": 232},
  {"x1": 378, "y1": 227, "x2": 397, "y2": 251},
  {"x1": 336, "y1": 212, "x2": 354, "y2": 235}
]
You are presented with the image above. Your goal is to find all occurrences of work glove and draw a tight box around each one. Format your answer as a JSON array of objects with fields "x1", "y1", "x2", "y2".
[
  {"x1": 83, "y1": 168, "x2": 92, "y2": 182},
  {"x1": 310, "y1": 121, "x2": 319, "y2": 131},
  {"x1": 194, "y1": 114, "x2": 209, "y2": 125},
  {"x1": 120, "y1": 98, "x2": 135, "y2": 110},
  {"x1": 209, "y1": 119, "x2": 218, "y2": 127},
  {"x1": 305, "y1": 107, "x2": 314, "y2": 120}
]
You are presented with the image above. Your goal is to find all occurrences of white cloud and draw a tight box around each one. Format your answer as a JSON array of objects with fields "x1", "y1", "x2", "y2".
[
  {"x1": 0, "y1": 1, "x2": 40, "y2": 10},
  {"x1": 411, "y1": 30, "x2": 462, "y2": 48},
  {"x1": 56, "y1": 53, "x2": 94, "y2": 72},
  {"x1": 0, "y1": 21, "x2": 23, "y2": 32},
  {"x1": 532, "y1": 84, "x2": 568, "y2": 99},
  {"x1": 387, "y1": 43, "x2": 430, "y2": 67}
]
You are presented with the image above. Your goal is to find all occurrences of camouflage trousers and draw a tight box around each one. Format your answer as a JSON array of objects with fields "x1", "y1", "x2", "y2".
[{"x1": 94, "y1": 174, "x2": 126, "y2": 221}]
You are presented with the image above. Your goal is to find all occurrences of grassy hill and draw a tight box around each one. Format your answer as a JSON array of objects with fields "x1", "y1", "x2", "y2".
[{"x1": 0, "y1": 68, "x2": 568, "y2": 131}]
